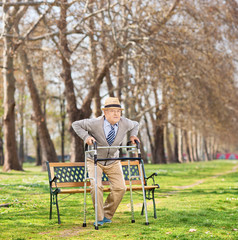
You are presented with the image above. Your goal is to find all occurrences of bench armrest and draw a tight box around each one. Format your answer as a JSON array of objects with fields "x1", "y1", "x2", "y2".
[
  {"x1": 50, "y1": 176, "x2": 59, "y2": 190},
  {"x1": 50, "y1": 176, "x2": 58, "y2": 184},
  {"x1": 145, "y1": 173, "x2": 160, "y2": 188}
]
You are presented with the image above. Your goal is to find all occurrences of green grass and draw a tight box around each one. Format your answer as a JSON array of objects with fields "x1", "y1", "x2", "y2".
[{"x1": 0, "y1": 160, "x2": 238, "y2": 240}]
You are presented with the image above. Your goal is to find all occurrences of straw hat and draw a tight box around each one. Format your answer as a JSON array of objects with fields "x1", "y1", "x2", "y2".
[{"x1": 102, "y1": 97, "x2": 124, "y2": 110}]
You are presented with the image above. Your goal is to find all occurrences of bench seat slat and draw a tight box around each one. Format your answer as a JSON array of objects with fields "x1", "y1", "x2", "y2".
[
  {"x1": 55, "y1": 185, "x2": 159, "y2": 194},
  {"x1": 52, "y1": 182, "x2": 89, "y2": 188}
]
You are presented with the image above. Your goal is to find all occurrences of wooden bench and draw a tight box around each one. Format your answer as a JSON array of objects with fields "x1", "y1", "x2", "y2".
[{"x1": 46, "y1": 160, "x2": 159, "y2": 225}]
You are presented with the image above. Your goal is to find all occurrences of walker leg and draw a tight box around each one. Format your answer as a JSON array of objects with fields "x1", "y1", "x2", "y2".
[
  {"x1": 94, "y1": 164, "x2": 98, "y2": 230},
  {"x1": 128, "y1": 161, "x2": 135, "y2": 223},
  {"x1": 83, "y1": 181, "x2": 87, "y2": 227},
  {"x1": 130, "y1": 188, "x2": 135, "y2": 223},
  {"x1": 83, "y1": 157, "x2": 87, "y2": 227},
  {"x1": 139, "y1": 163, "x2": 149, "y2": 225},
  {"x1": 141, "y1": 202, "x2": 144, "y2": 216}
]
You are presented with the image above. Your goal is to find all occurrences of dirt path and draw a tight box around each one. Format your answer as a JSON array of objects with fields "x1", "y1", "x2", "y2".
[{"x1": 172, "y1": 163, "x2": 238, "y2": 190}]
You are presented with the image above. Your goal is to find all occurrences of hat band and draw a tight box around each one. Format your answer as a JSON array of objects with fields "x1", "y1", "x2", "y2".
[{"x1": 104, "y1": 104, "x2": 122, "y2": 108}]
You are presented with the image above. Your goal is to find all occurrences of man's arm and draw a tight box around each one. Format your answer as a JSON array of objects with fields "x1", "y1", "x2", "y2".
[
  {"x1": 72, "y1": 120, "x2": 95, "y2": 145},
  {"x1": 128, "y1": 119, "x2": 140, "y2": 143}
]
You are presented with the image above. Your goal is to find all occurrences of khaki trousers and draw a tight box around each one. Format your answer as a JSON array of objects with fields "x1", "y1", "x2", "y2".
[{"x1": 87, "y1": 159, "x2": 127, "y2": 221}]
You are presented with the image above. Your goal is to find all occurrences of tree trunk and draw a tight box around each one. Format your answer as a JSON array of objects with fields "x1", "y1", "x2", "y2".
[
  {"x1": 152, "y1": 124, "x2": 166, "y2": 164},
  {"x1": 18, "y1": 89, "x2": 25, "y2": 167},
  {"x1": 188, "y1": 131, "x2": 194, "y2": 162},
  {"x1": 144, "y1": 115, "x2": 154, "y2": 161},
  {"x1": 60, "y1": 98, "x2": 66, "y2": 162},
  {"x1": 57, "y1": 0, "x2": 121, "y2": 162},
  {"x1": 58, "y1": 0, "x2": 84, "y2": 162},
  {"x1": 173, "y1": 127, "x2": 179, "y2": 163},
  {"x1": 19, "y1": 48, "x2": 58, "y2": 170},
  {"x1": 184, "y1": 130, "x2": 191, "y2": 162},
  {"x1": 165, "y1": 124, "x2": 174, "y2": 163},
  {"x1": 178, "y1": 128, "x2": 183, "y2": 163},
  {"x1": 2, "y1": 25, "x2": 22, "y2": 171},
  {"x1": 212, "y1": 138, "x2": 218, "y2": 160},
  {"x1": 88, "y1": 2, "x2": 101, "y2": 117},
  {"x1": 19, "y1": 123, "x2": 24, "y2": 167},
  {"x1": 0, "y1": 136, "x2": 4, "y2": 166},
  {"x1": 117, "y1": 56, "x2": 124, "y2": 100},
  {"x1": 203, "y1": 138, "x2": 209, "y2": 161},
  {"x1": 35, "y1": 127, "x2": 42, "y2": 166},
  {"x1": 194, "y1": 132, "x2": 200, "y2": 161},
  {"x1": 100, "y1": 40, "x2": 114, "y2": 97}
]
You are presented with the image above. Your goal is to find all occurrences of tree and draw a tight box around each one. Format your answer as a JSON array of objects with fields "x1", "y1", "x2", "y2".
[
  {"x1": 19, "y1": 46, "x2": 58, "y2": 170},
  {"x1": 2, "y1": 4, "x2": 27, "y2": 171},
  {"x1": 0, "y1": 82, "x2": 3, "y2": 166},
  {"x1": 55, "y1": 0, "x2": 121, "y2": 161}
]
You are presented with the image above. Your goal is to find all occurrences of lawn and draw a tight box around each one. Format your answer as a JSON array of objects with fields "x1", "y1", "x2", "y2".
[{"x1": 0, "y1": 160, "x2": 238, "y2": 240}]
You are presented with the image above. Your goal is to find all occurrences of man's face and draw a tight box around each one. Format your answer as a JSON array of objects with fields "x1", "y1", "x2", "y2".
[{"x1": 104, "y1": 109, "x2": 122, "y2": 125}]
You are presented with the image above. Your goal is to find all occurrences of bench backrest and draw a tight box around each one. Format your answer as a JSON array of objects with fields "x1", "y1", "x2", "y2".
[{"x1": 46, "y1": 161, "x2": 143, "y2": 188}]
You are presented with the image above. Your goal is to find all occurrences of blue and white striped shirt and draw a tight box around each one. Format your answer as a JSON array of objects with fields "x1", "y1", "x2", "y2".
[{"x1": 104, "y1": 118, "x2": 118, "y2": 138}]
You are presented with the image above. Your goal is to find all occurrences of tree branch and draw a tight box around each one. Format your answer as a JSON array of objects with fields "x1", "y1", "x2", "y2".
[
  {"x1": 0, "y1": 1, "x2": 56, "y2": 7},
  {"x1": 149, "y1": 0, "x2": 181, "y2": 35}
]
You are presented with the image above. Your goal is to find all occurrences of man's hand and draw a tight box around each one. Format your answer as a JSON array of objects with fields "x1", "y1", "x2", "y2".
[
  {"x1": 86, "y1": 136, "x2": 96, "y2": 145},
  {"x1": 130, "y1": 136, "x2": 140, "y2": 144}
]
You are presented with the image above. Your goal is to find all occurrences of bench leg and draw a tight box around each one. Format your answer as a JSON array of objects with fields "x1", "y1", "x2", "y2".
[
  {"x1": 50, "y1": 193, "x2": 53, "y2": 220},
  {"x1": 55, "y1": 194, "x2": 61, "y2": 224},
  {"x1": 152, "y1": 190, "x2": 157, "y2": 219},
  {"x1": 141, "y1": 190, "x2": 157, "y2": 219}
]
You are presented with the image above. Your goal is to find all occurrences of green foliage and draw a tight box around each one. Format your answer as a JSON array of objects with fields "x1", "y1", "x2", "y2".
[{"x1": 0, "y1": 160, "x2": 238, "y2": 240}]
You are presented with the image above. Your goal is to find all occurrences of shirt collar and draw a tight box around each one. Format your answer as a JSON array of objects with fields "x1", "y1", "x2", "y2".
[{"x1": 104, "y1": 118, "x2": 118, "y2": 127}]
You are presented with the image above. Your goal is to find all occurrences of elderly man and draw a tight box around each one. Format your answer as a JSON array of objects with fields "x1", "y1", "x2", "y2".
[{"x1": 72, "y1": 97, "x2": 140, "y2": 226}]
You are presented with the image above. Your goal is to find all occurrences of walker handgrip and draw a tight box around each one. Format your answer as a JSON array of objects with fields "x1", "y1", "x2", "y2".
[
  {"x1": 85, "y1": 140, "x2": 97, "y2": 151},
  {"x1": 85, "y1": 143, "x2": 88, "y2": 151},
  {"x1": 127, "y1": 140, "x2": 140, "y2": 150},
  {"x1": 135, "y1": 139, "x2": 140, "y2": 149},
  {"x1": 93, "y1": 141, "x2": 97, "y2": 150}
]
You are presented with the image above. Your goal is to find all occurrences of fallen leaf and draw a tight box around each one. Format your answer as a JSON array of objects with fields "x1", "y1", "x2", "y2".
[
  {"x1": 166, "y1": 232, "x2": 172, "y2": 235},
  {"x1": 189, "y1": 229, "x2": 197, "y2": 232}
]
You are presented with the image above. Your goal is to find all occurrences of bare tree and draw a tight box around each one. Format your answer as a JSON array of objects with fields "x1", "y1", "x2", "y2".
[
  {"x1": 56, "y1": 0, "x2": 121, "y2": 161},
  {"x1": 2, "y1": 4, "x2": 27, "y2": 171},
  {"x1": 19, "y1": 46, "x2": 58, "y2": 170},
  {"x1": 0, "y1": 77, "x2": 4, "y2": 166}
]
